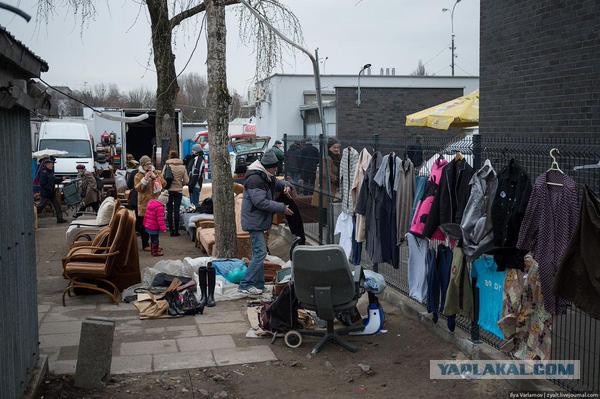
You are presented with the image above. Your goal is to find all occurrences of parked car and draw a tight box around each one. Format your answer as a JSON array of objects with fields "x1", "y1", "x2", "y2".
[{"x1": 232, "y1": 136, "x2": 271, "y2": 179}]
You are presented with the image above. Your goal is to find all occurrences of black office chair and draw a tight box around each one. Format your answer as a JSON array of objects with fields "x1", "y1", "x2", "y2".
[{"x1": 292, "y1": 243, "x2": 364, "y2": 354}]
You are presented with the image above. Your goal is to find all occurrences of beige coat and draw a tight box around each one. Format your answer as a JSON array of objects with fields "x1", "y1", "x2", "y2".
[
  {"x1": 134, "y1": 167, "x2": 166, "y2": 216},
  {"x1": 164, "y1": 158, "x2": 189, "y2": 192},
  {"x1": 352, "y1": 148, "x2": 372, "y2": 242},
  {"x1": 311, "y1": 156, "x2": 339, "y2": 208}
]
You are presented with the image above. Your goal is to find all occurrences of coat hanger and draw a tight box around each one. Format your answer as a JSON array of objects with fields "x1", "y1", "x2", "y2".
[
  {"x1": 573, "y1": 159, "x2": 600, "y2": 171},
  {"x1": 546, "y1": 148, "x2": 564, "y2": 186}
]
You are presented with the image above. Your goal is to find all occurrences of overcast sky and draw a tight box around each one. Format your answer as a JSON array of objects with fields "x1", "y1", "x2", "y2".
[{"x1": 1, "y1": 0, "x2": 479, "y2": 96}]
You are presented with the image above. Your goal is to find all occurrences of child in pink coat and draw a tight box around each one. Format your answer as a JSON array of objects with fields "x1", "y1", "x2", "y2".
[{"x1": 144, "y1": 198, "x2": 167, "y2": 256}]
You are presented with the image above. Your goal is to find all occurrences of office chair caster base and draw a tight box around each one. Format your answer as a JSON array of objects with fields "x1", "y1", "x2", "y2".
[{"x1": 284, "y1": 330, "x2": 303, "y2": 348}]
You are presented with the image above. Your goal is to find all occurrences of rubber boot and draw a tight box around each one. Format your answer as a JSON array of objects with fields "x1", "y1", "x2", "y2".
[
  {"x1": 206, "y1": 267, "x2": 216, "y2": 307},
  {"x1": 198, "y1": 268, "x2": 208, "y2": 308},
  {"x1": 151, "y1": 242, "x2": 163, "y2": 257}
]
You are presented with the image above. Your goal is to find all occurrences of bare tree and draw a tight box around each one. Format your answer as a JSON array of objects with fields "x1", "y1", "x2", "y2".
[
  {"x1": 229, "y1": 90, "x2": 244, "y2": 120},
  {"x1": 411, "y1": 59, "x2": 429, "y2": 76},
  {"x1": 178, "y1": 72, "x2": 209, "y2": 121},
  {"x1": 37, "y1": 0, "x2": 302, "y2": 257}
]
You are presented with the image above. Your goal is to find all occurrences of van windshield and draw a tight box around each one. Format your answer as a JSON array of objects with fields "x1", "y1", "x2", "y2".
[{"x1": 39, "y1": 139, "x2": 92, "y2": 158}]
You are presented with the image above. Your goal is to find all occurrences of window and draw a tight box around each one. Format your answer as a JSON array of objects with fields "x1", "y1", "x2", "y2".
[{"x1": 39, "y1": 139, "x2": 92, "y2": 158}]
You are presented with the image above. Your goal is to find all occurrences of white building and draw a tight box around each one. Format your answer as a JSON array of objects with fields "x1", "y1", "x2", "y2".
[{"x1": 253, "y1": 74, "x2": 479, "y2": 143}]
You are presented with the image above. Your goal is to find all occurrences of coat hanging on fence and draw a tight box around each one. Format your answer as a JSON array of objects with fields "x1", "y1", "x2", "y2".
[
  {"x1": 374, "y1": 153, "x2": 402, "y2": 267},
  {"x1": 460, "y1": 160, "x2": 498, "y2": 259},
  {"x1": 516, "y1": 170, "x2": 579, "y2": 315},
  {"x1": 396, "y1": 158, "x2": 416, "y2": 243},
  {"x1": 311, "y1": 155, "x2": 339, "y2": 209},
  {"x1": 352, "y1": 148, "x2": 372, "y2": 243},
  {"x1": 409, "y1": 175, "x2": 428, "y2": 228},
  {"x1": 423, "y1": 158, "x2": 475, "y2": 239},
  {"x1": 410, "y1": 158, "x2": 448, "y2": 240},
  {"x1": 489, "y1": 159, "x2": 532, "y2": 271},
  {"x1": 340, "y1": 146, "x2": 359, "y2": 214},
  {"x1": 443, "y1": 246, "x2": 474, "y2": 321},
  {"x1": 407, "y1": 232, "x2": 429, "y2": 302},
  {"x1": 554, "y1": 186, "x2": 600, "y2": 319},
  {"x1": 356, "y1": 152, "x2": 383, "y2": 263}
]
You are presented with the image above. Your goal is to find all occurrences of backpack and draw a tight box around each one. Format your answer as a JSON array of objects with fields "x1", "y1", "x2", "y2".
[
  {"x1": 259, "y1": 283, "x2": 300, "y2": 333},
  {"x1": 164, "y1": 164, "x2": 174, "y2": 189}
]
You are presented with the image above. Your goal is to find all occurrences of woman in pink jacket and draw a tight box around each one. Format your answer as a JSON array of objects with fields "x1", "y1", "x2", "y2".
[{"x1": 144, "y1": 198, "x2": 167, "y2": 256}]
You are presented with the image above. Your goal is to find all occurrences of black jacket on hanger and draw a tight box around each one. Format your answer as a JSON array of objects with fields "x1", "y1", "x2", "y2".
[
  {"x1": 489, "y1": 159, "x2": 532, "y2": 270},
  {"x1": 423, "y1": 158, "x2": 475, "y2": 238}
]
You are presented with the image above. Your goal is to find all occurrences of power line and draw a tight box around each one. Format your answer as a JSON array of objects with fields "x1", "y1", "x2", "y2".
[
  {"x1": 422, "y1": 44, "x2": 450, "y2": 67},
  {"x1": 433, "y1": 65, "x2": 449, "y2": 76},
  {"x1": 455, "y1": 63, "x2": 476, "y2": 76},
  {"x1": 38, "y1": 77, "x2": 102, "y2": 113}
]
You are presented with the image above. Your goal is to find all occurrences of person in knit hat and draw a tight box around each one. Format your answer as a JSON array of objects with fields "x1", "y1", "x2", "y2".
[
  {"x1": 238, "y1": 149, "x2": 293, "y2": 296},
  {"x1": 134, "y1": 155, "x2": 166, "y2": 251},
  {"x1": 187, "y1": 143, "x2": 205, "y2": 210}
]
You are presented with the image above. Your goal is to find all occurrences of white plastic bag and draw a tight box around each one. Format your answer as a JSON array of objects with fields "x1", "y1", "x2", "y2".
[{"x1": 142, "y1": 259, "x2": 195, "y2": 286}]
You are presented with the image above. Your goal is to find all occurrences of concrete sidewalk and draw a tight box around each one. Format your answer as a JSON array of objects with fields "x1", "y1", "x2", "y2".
[{"x1": 36, "y1": 217, "x2": 278, "y2": 376}]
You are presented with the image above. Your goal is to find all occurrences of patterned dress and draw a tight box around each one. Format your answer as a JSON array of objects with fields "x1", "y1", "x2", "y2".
[{"x1": 516, "y1": 170, "x2": 580, "y2": 314}]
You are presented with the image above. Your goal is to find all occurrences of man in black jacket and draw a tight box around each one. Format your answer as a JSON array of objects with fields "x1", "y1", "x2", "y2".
[
  {"x1": 37, "y1": 157, "x2": 66, "y2": 223},
  {"x1": 187, "y1": 144, "x2": 205, "y2": 210}
]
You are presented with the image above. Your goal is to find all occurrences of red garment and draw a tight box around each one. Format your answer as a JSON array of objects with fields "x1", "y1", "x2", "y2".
[
  {"x1": 144, "y1": 199, "x2": 167, "y2": 232},
  {"x1": 409, "y1": 158, "x2": 448, "y2": 240}
]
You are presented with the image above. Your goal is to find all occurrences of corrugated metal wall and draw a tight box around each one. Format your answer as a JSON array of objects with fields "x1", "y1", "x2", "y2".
[{"x1": 0, "y1": 106, "x2": 39, "y2": 398}]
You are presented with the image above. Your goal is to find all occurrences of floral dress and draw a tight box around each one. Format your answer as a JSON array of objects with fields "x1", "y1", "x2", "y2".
[{"x1": 498, "y1": 255, "x2": 552, "y2": 360}]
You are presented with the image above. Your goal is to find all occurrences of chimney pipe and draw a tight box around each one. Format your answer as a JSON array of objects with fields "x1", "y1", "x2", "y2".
[
  {"x1": 386, "y1": 68, "x2": 390, "y2": 76},
  {"x1": 391, "y1": 67, "x2": 396, "y2": 76}
]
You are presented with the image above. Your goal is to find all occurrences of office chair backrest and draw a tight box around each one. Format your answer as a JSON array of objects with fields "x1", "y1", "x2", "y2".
[{"x1": 292, "y1": 245, "x2": 356, "y2": 309}]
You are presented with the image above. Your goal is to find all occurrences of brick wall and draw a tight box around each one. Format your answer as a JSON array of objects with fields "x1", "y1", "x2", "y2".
[
  {"x1": 335, "y1": 87, "x2": 465, "y2": 143},
  {"x1": 480, "y1": 0, "x2": 600, "y2": 137}
]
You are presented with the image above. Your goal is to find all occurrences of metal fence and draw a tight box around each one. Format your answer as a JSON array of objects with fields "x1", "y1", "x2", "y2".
[
  {"x1": 283, "y1": 132, "x2": 600, "y2": 393},
  {"x1": 0, "y1": 107, "x2": 40, "y2": 398}
]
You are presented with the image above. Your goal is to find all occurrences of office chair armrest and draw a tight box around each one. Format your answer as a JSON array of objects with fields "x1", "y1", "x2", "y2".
[{"x1": 352, "y1": 265, "x2": 365, "y2": 297}]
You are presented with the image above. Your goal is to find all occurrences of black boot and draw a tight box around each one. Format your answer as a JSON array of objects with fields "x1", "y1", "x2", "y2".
[
  {"x1": 206, "y1": 267, "x2": 216, "y2": 307},
  {"x1": 198, "y1": 267, "x2": 208, "y2": 308}
]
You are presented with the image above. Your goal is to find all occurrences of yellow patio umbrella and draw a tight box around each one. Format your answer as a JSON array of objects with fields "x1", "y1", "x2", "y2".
[{"x1": 406, "y1": 90, "x2": 479, "y2": 130}]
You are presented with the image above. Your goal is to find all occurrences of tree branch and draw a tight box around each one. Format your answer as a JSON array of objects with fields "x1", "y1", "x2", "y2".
[{"x1": 170, "y1": 0, "x2": 239, "y2": 29}]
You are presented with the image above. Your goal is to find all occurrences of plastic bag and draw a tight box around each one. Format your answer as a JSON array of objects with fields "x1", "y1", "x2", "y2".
[
  {"x1": 142, "y1": 259, "x2": 195, "y2": 286},
  {"x1": 183, "y1": 256, "x2": 213, "y2": 274},
  {"x1": 114, "y1": 170, "x2": 127, "y2": 193},
  {"x1": 364, "y1": 270, "x2": 386, "y2": 294}
]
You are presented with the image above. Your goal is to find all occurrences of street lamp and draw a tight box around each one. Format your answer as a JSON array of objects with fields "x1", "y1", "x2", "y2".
[
  {"x1": 442, "y1": 0, "x2": 461, "y2": 76},
  {"x1": 356, "y1": 63, "x2": 371, "y2": 107},
  {"x1": 319, "y1": 56, "x2": 329, "y2": 74}
]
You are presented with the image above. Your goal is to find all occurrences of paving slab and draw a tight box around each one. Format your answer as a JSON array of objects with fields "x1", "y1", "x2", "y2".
[
  {"x1": 176, "y1": 335, "x2": 236, "y2": 352},
  {"x1": 97, "y1": 303, "x2": 136, "y2": 312},
  {"x1": 39, "y1": 333, "x2": 80, "y2": 349},
  {"x1": 40, "y1": 347, "x2": 60, "y2": 363},
  {"x1": 120, "y1": 339, "x2": 178, "y2": 356},
  {"x1": 49, "y1": 360, "x2": 77, "y2": 375},
  {"x1": 38, "y1": 304, "x2": 51, "y2": 313},
  {"x1": 195, "y1": 311, "x2": 245, "y2": 325},
  {"x1": 110, "y1": 355, "x2": 153, "y2": 375},
  {"x1": 153, "y1": 351, "x2": 215, "y2": 371},
  {"x1": 39, "y1": 321, "x2": 82, "y2": 335},
  {"x1": 198, "y1": 322, "x2": 249, "y2": 336},
  {"x1": 212, "y1": 346, "x2": 276, "y2": 366},
  {"x1": 57, "y1": 346, "x2": 79, "y2": 361},
  {"x1": 43, "y1": 313, "x2": 84, "y2": 323}
]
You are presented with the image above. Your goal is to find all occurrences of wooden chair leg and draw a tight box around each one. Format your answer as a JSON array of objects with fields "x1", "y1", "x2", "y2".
[{"x1": 62, "y1": 277, "x2": 121, "y2": 306}]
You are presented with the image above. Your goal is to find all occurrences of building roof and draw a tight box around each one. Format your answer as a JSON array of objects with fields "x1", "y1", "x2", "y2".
[
  {"x1": 0, "y1": 24, "x2": 49, "y2": 78},
  {"x1": 257, "y1": 73, "x2": 479, "y2": 84}
]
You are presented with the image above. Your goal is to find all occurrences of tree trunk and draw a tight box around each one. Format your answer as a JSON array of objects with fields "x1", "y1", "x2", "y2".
[
  {"x1": 147, "y1": 0, "x2": 179, "y2": 159},
  {"x1": 206, "y1": 0, "x2": 236, "y2": 258}
]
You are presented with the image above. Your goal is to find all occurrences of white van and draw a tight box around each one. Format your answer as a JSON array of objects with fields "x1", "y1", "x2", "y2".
[{"x1": 38, "y1": 122, "x2": 95, "y2": 177}]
